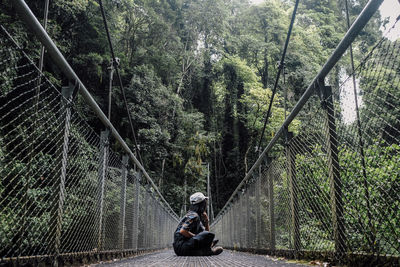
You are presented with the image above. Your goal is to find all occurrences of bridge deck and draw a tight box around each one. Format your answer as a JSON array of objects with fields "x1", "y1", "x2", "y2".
[{"x1": 92, "y1": 250, "x2": 308, "y2": 267}]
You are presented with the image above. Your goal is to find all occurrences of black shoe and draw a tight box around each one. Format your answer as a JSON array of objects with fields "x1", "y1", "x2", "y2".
[
  {"x1": 212, "y1": 246, "x2": 223, "y2": 255},
  {"x1": 211, "y1": 239, "x2": 219, "y2": 248}
]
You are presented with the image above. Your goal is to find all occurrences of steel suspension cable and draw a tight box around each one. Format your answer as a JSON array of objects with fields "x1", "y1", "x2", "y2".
[
  {"x1": 344, "y1": 0, "x2": 374, "y2": 247},
  {"x1": 257, "y1": 0, "x2": 300, "y2": 153},
  {"x1": 34, "y1": 0, "x2": 50, "y2": 122},
  {"x1": 38, "y1": 0, "x2": 49, "y2": 75},
  {"x1": 97, "y1": 0, "x2": 143, "y2": 165}
]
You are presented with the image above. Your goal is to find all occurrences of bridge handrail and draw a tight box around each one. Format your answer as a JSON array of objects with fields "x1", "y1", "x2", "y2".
[
  {"x1": 213, "y1": 0, "x2": 384, "y2": 223},
  {"x1": 13, "y1": 0, "x2": 179, "y2": 221}
]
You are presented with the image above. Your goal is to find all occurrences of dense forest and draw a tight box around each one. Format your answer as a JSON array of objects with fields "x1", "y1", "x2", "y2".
[{"x1": 0, "y1": 0, "x2": 386, "y2": 216}]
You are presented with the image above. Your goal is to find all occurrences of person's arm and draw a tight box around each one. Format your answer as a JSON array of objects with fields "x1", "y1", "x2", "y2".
[
  {"x1": 179, "y1": 214, "x2": 198, "y2": 238},
  {"x1": 179, "y1": 228, "x2": 196, "y2": 238},
  {"x1": 201, "y1": 212, "x2": 210, "y2": 231}
]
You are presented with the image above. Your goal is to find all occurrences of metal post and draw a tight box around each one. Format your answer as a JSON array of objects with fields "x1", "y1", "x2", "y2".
[
  {"x1": 220, "y1": 212, "x2": 223, "y2": 245},
  {"x1": 255, "y1": 171, "x2": 261, "y2": 249},
  {"x1": 234, "y1": 201, "x2": 238, "y2": 247},
  {"x1": 225, "y1": 211, "x2": 227, "y2": 246},
  {"x1": 52, "y1": 84, "x2": 74, "y2": 266},
  {"x1": 207, "y1": 163, "x2": 210, "y2": 218},
  {"x1": 152, "y1": 196, "x2": 155, "y2": 249},
  {"x1": 226, "y1": 210, "x2": 229, "y2": 246},
  {"x1": 184, "y1": 178, "x2": 187, "y2": 214},
  {"x1": 246, "y1": 185, "x2": 250, "y2": 248},
  {"x1": 150, "y1": 195, "x2": 155, "y2": 249},
  {"x1": 239, "y1": 191, "x2": 243, "y2": 249},
  {"x1": 151, "y1": 194, "x2": 154, "y2": 249},
  {"x1": 133, "y1": 171, "x2": 141, "y2": 250},
  {"x1": 267, "y1": 157, "x2": 275, "y2": 251},
  {"x1": 227, "y1": 207, "x2": 234, "y2": 248},
  {"x1": 97, "y1": 130, "x2": 109, "y2": 252},
  {"x1": 233, "y1": 199, "x2": 237, "y2": 246},
  {"x1": 158, "y1": 206, "x2": 161, "y2": 248},
  {"x1": 148, "y1": 195, "x2": 152, "y2": 249},
  {"x1": 119, "y1": 155, "x2": 128, "y2": 249},
  {"x1": 210, "y1": 199, "x2": 214, "y2": 222},
  {"x1": 225, "y1": 211, "x2": 228, "y2": 246},
  {"x1": 286, "y1": 130, "x2": 300, "y2": 256},
  {"x1": 161, "y1": 211, "x2": 165, "y2": 248},
  {"x1": 155, "y1": 200, "x2": 158, "y2": 249},
  {"x1": 161, "y1": 206, "x2": 164, "y2": 248},
  {"x1": 155, "y1": 203, "x2": 158, "y2": 249},
  {"x1": 318, "y1": 83, "x2": 346, "y2": 261},
  {"x1": 144, "y1": 186, "x2": 149, "y2": 249}
]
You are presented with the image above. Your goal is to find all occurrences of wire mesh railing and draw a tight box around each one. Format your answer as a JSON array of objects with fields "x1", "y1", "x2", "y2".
[
  {"x1": 212, "y1": 2, "x2": 400, "y2": 265},
  {"x1": 0, "y1": 12, "x2": 177, "y2": 266}
]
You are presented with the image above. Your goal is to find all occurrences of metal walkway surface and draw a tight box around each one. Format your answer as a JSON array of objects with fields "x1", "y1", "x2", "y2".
[{"x1": 92, "y1": 250, "x2": 308, "y2": 267}]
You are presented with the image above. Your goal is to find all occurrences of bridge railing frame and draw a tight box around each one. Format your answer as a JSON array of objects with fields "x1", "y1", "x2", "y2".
[
  {"x1": 0, "y1": 0, "x2": 179, "y2": 265},
  {"x1": 211, "y1": 0, "x2": 400, "y2": 265}
]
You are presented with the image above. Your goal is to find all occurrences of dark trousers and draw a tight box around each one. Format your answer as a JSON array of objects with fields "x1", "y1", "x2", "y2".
[{"x1": 173, "y1": 231, "x2": 215, "y2": 256}]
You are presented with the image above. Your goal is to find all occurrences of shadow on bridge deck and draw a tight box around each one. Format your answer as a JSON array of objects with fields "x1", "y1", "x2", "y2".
[{"x1": 91, "y1": 250, "x2": 309, "y2": 267}]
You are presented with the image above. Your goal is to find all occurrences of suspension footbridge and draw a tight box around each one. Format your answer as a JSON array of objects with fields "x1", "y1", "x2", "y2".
[{"x1": 1, "y1": 0, "x2": 399, "y2": 266}]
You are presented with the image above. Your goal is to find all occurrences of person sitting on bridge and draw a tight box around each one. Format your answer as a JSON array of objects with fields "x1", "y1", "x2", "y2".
[{"x1": 173, "y1": 192, "x2": 223, "y2": 256}]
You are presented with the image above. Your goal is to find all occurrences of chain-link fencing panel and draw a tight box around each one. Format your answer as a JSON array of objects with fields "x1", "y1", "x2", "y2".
[
  {"x1": 212, "y1": 17, "x2": 400, "y2": 265},
  {"x1": 1, "y1": 29, "x2": 68, "y2": 257},
  {"x1": 334, "y1": 26, "x2": 400, "y2": 257},
  {"x1": 0, "y1": 25, "x2": 177, "y2": 261}
]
